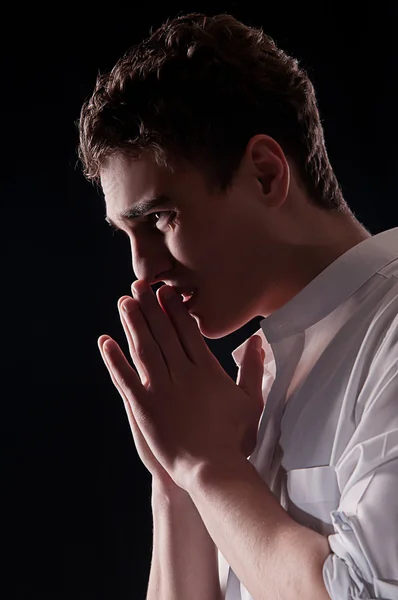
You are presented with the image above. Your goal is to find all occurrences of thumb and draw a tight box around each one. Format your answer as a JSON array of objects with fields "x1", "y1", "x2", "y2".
[{"x1": 236, "y1": 335, "x2": 265, "y2": 407}]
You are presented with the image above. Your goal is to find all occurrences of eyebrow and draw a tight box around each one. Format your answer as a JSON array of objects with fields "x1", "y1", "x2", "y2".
[{"x1": 105, "y1": 194, "x2": 172, "y2": 230}]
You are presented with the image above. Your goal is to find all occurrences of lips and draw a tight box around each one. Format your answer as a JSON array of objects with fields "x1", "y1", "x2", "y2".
[
  {"x1": 182, "y1": 293, "x2": 194, "y2": 303},
  {"x1": 171, "y1": 286, "x2": 197, "y2": 302}
]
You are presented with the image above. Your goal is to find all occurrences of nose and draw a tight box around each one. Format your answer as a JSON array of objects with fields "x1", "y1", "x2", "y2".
[{"x1": 129, "y1": 235, "x2": 173, "y2": 286}]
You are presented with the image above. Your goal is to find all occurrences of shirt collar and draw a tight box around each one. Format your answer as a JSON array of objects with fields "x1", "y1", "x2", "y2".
[{"x1": 232, "y1": 227, "x2": 398, "y2": 366}]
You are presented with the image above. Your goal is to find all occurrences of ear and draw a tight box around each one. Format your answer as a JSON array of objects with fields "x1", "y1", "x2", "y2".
[{"x1": 248, "y1": 134, "x2": 290, "y2": 207}]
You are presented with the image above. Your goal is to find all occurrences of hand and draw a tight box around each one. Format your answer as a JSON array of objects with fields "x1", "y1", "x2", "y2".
[
  {"x1": 98, "y1": 281, "x2": 265, "y2": 492},
  {"x1": 99, "y1": 293, "x2": 179, "y2": 494}
]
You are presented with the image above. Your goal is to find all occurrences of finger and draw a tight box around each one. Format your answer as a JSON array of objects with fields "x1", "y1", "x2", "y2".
[
  {"x1": 156, "y1": 284, "x2": 210, "y2": 366},
  {"x1": 236, "y1": 336, "x2": 265, "y2": 410},
  {"x1": 99, "y1": 335, "x2": 129, "y2": 398},
  {"x1": 98, "y1": 335, "x2": 148, "y2": 447},
  {"x1": 118, "y1": 295, "x2": 171, "y2": 389},
  {"x1": 129, "y1": 283, "x2": 189, "y2": 372},
  {"x1": 98, "y1": 335, "x2": 146, "y2": 410},
  {"x1": 117, "y1": 296, "x2": 150, "y2": 388}
]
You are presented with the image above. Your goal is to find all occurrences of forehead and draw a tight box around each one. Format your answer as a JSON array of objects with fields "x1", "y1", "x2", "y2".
[{"x1": 100, "y1": 154, "x2": 171, "y2": 208}]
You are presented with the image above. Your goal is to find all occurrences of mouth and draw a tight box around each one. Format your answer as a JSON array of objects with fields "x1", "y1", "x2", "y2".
[
  {"x1": 180, "y1": 290, "x2": 198, "y2": 311},
  {"x1": 181, "y1": 292, "x2": 194, "y2": 302},
  {"x1": 169, "y1": 285, "x2": 198, "y2": 311}
]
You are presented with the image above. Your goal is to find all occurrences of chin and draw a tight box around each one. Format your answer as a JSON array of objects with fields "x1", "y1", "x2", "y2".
[
  {"x1": 190, "y1": 311, "x2": 253, "y2": 340},
  {"x1": 188, "y1": 314, "x2": 224, "y2": 339}
]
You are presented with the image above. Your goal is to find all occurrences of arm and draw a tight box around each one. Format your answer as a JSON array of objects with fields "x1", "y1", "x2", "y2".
[
  {"x1": 187, "y1": 457, "x2": 332, "y2": 600},
  {"x1": 146, "y1": 479, "x2": 222, "y2": 600}
]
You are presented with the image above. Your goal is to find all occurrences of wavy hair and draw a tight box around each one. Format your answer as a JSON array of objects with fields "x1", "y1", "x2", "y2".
[{"x1": 78, "y1": 12, "x2": 349, "y2": 212}]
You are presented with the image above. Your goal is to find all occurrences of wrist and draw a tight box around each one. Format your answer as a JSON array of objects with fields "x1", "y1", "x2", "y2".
[
  {"x1": 151, "y1": 477, "x2": 191, "y2": 504},
  {"x1": 188, "y1": 453, "x2": 251, "y2": 496}
]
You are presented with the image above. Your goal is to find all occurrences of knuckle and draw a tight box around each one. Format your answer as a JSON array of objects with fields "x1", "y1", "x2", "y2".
[
  {"x1": 135, "y1": 343, "x2": 147, "y2": 362},
  {"x1": 118, "y1": 374, "x2": 130, "y2": 391}
]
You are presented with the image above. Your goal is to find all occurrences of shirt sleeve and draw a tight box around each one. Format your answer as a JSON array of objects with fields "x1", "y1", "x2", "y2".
[{"x1": 322, "y1": 315, "x2": 398, "y2": 600}]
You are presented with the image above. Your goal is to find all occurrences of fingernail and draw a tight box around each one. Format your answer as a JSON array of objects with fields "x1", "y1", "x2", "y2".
[
  {"x1": 132, "y1": 281, "x2": 149, "y2": 297},
  {"x1": 103, "y1": 340, "x2": 114, "y2": 353},
  {"x1": 122, "y1": 299, "x2": 135, "y2": 313}
]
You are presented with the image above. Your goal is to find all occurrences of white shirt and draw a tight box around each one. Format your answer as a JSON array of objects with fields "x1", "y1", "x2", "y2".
[{"x1": 218, "y1": 227, "x2": 398, "y2": 600}]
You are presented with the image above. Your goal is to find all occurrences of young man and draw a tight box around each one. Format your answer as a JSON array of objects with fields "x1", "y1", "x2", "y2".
[{"x1": 78, "y1": 13, "x2": 398, "y2": 600}]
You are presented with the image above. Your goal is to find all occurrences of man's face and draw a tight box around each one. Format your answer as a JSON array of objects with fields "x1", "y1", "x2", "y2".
[{"x1": 101, "y1": 152, "x2": 284, "y2": 339}]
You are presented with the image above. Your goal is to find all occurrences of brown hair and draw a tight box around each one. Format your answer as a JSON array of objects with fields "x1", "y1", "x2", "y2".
[{"x1": 78, "y1": 12, "x2": 350, "y2": 213}]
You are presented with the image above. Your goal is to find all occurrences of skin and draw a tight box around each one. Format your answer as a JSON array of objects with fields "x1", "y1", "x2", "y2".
[
  {"x1": 98, "y1": 134, "x2": 370, "y2": 598},
  {"x1": 100, "y1": 134, "x2": 371, "y2": 340}
]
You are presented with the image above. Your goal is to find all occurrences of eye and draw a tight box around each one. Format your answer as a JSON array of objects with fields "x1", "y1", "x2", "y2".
[{"x1": 147, "y1": 211, "x2": 176, "y2": 229}]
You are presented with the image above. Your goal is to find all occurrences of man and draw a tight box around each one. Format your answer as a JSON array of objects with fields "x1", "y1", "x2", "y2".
[{"x1": 78, "y1": 12, "x2": 398, "y2": 600}]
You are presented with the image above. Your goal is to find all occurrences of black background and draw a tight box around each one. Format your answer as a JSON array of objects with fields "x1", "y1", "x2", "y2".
[{"x1": 2, "y1": 2, "x2": 397, "y2": 598}]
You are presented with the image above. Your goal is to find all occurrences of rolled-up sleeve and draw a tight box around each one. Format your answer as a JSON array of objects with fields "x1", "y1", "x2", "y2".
[{"x1": 322, "y1": 322, "x2": 398, "y2": 600}]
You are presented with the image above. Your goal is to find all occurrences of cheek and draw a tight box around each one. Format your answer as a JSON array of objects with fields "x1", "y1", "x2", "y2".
[{"x1": 173, "y1": 217, "x2": 244, "y2": 273}]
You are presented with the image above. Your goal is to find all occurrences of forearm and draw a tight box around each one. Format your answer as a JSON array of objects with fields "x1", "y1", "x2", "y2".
[
  {"x1": 188, "y1": 458, "x2": 332, "y2": 600},
  {"x1": 146, "y1": 480, "x2": 222, "y2": 600}
]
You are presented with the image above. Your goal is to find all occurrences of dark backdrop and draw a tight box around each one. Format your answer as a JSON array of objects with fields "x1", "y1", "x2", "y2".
[{"x1": 2, "y1": 2, "x2": 397, "y2": 598}]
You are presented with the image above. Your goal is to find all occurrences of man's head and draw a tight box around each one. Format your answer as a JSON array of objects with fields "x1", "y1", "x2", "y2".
[{"x1": 78, "y1": 13, "x2": 370, "y2": 339}]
